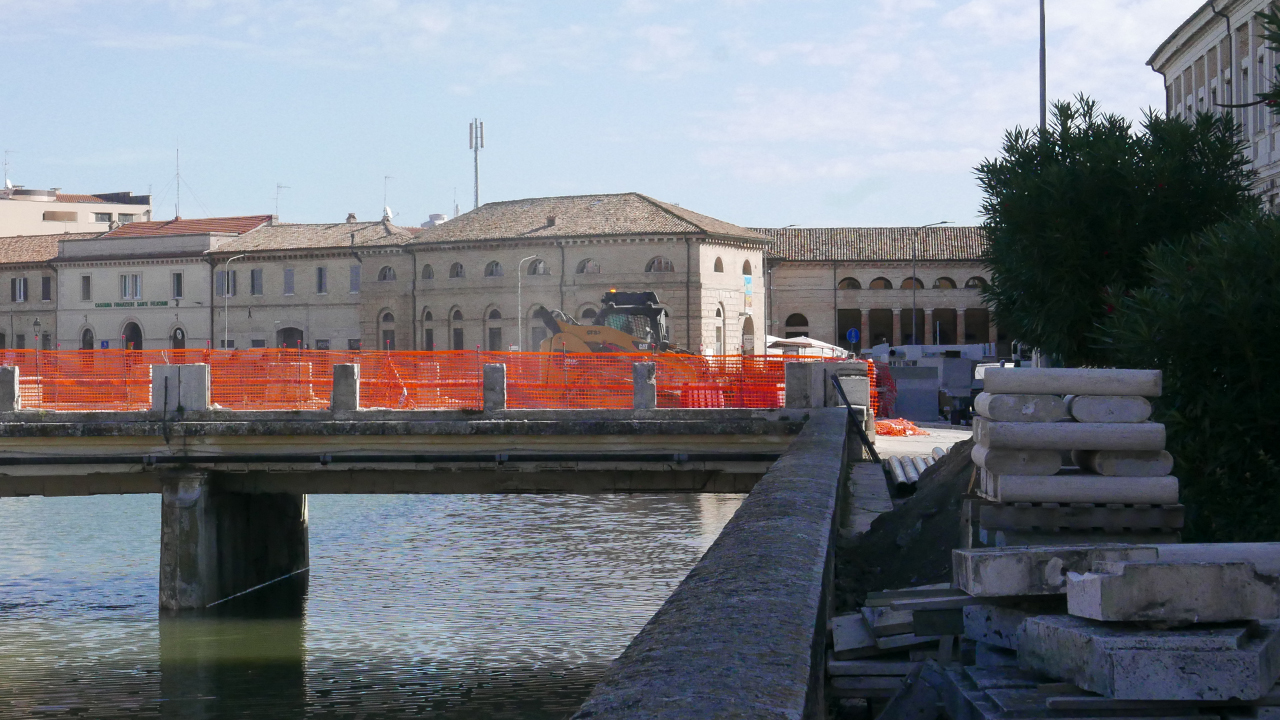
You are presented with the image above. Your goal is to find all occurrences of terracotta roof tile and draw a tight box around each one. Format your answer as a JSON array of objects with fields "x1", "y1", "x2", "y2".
[
  {"x1": 54, "y1": 193, "x2": 106, "y2": 204},
  {"x1": 103, "y1": 215, "x2": 272, "y2": 238},
  {"x1": 414, "y1": 193, "x2": 768, "y2": 244},
  {"x1": 752, "y1": 226, "x2": 988, "y2": 262},
  {"x1": 214, "y1": 221, "x2": 414, "y2": 253},
  {"x1": 0, "y1": 232, "x2": 101, "y2": 264}
]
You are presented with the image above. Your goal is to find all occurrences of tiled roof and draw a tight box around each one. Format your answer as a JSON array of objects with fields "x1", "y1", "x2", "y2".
[
  {"x1": 214, "y1": 221, "x2": 414, "y2": 253},
  {"x1": 752, "y1": 226, "x2": 988, "y2": 262},
  {"x1": 0, "y1": 232, "x2": 101, "y2": 264},
  {"x1": 414, "y1": 193, "x2": 769, "y2": 244},
  {"x1": 55, "y1": 193, "x2": 106, "y2": 204},
  {"x1": 102, "y1": 215, "x2": 273, "y2": 238}
]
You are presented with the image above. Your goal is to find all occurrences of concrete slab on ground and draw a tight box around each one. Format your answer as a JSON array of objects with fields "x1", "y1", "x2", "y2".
[{"x1": 875, "y1": 425, "x2": 971, "y2": 458}]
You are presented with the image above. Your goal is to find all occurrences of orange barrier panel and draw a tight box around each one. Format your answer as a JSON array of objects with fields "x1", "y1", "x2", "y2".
[{"x1": 0, "y1": 350, "x2": 798, "y2": 412}]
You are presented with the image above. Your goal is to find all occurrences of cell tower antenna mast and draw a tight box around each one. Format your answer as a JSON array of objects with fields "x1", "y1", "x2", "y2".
[
  {"x1": 2, "y1": 150, "x2": 14, "y2": 185},
  {"x1": 274, "y1": 183, "x2": 290, "y2": 218},
  {"x1": 175, "y1": 146, "x2": 181, "y2": 220},
  {"x1": 469, "y1": 118, "x2": 484, "y2": 210}
]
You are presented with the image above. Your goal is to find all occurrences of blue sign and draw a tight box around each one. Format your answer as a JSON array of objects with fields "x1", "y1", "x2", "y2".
[
  {"x1": 100, "y1": 340, "x2": 109, "y2": 349},
  {"x1": 846, "y1": 328, "x2": 860, "y2": 343}
]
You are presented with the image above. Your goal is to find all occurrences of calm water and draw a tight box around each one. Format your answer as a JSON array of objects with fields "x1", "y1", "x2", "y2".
[{"x1": 0, "y1": 492, "x2": 744, "y2": 719}]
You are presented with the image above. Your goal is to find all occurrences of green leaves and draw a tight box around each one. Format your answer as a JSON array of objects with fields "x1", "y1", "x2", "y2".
[{"x1": 977, "y1": 95, "x2": 1256, "y2": 366}]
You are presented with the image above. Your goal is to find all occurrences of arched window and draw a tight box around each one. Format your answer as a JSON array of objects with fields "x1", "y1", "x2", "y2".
[
  {"x1": 382, "y1": 312, "x2": 395, "y2": 323},
  {"x1": 901, "y1": 277, "x2": 924, "y2": 290},
  {"x1": 378, "y1": 266, "x2": 396, "y2": 282},
  {"x1": 484, "y1": 261, "x2": 503, "y2": 277},
  {"x1": 527, "y1": 259, "x2": 549, "y2": 275},
  {"x1": 580, "y1": 308, "x2": 597, "y2": 320},
  {"x1": 576, "y1": 258, "x2": 600, "y2": 274},
  {"x1": 785, "y1": 313, "x2": 809, "y2": 327},
  {"x1": 933, "y1": 277, "x2": 956, "y2": 289},
  {"x1": 645, "y1": 256, "x2": 674, "y2": 273},
  {"x1": 838, "y1": 277, "x2": 861, "y2": 290},
  {"x1": 452, "y1": 309, "x2": 463, "y2": 321},
  {"x1": 421, "y1": 264, "x2": 434, "y2": 280},
  {"x1": 423, "y1": 310, "x2": 433, "y2": 321},
  {"x1": 742, "y1": 260, "x2": 753, "y2": 275},
  {"x1": 869, "y1": 277, "x2": 893, "y2": 290},
  {"x1": 449, "y1": 263, "x2": 465, "y2": 279},
  {"x1": 81, "y1": 328, "x2": 95, "y2": 350},
  {"x1": 488, "y1": 309, "x2": 502, "y2": 320},
  {"x1": 965, "y1": 276, "x2": 989, "y2": 289},
  {"x1": 713, "y1": 257, "x2": 724, "y2": 272}
]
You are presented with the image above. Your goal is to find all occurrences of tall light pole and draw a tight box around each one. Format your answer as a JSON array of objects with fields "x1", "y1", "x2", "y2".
[
  {"x1": 516, "y1": 255, "x2": 536, "y2": 351},
  {"x1": 1039, "y1": 0, "x2": 1047, "y2": 132},
  {"x1": 912, "y1": 221, "x2": 952, "y2": 346},
  {"x1": 222, "y1": 254, "x2": 245, "y2": 350},
  {"x1": 469, "y1": 119, "x2": 484, "y2": 210}
]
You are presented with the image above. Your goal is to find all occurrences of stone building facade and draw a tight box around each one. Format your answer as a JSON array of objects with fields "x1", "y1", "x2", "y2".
[
  {"x1": 0, "y1": 233, "x2": 80, "y2": 349},
  {"x1": 1149, "y1": 0, "x2": 1280, "y2": 206},
  {"x1": 755, "y1": 227, "x2": 1003, "y2": 354}
]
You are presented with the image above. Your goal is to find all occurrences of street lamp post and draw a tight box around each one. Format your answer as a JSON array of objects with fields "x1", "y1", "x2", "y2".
[
  {"x1": 912, "y1": 221, "x2": 953, "y2": 346},
  {"x1": 222, "y1": 254, "x2": 246, "y2": 350},
  {"x1": 516, "y1": 255, "x2": 537, "y2": 351},
  {"x1": 32, "y1": 318, "x2": 41, "y2": 371}
]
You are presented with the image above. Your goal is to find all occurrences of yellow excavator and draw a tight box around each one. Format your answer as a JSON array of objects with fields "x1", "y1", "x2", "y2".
[{"x1": 533, "y1": 291, "x2": 693, "y2": 355}]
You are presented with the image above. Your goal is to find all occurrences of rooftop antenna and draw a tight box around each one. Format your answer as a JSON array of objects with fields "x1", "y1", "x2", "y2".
[
  {"x1": 469, "y1": 118, "x2": 484, "y2": 209},
  {"x1": 453, "y1": 187, "x2": 459, "y2": 218},
  {"x1": 274, "y1": 182, "x2": 290, "y2": 218},
  {"x1": 383, "y1": 175, "x2": 393, "y2": 209},
  {"x1": 2, "y1": 150, "x2": 14, "y2": 186},
  {"x1": 175, "y1": 145, "x2": 181, "y2": 220}
]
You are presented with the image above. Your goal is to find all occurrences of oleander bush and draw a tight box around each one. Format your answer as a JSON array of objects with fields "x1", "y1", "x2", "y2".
[{"x1": 1100, "y1": 216, "x2": 1280, "y2": 541}]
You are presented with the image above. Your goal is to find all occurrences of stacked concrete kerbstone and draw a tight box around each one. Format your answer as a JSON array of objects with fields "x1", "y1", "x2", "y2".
[
  {"x1": 942, "y1": 544, "x2": 1280, "y2": 714},
  {"x1": 969, "y1": 368, "x2": 1181, "y2": 547}
]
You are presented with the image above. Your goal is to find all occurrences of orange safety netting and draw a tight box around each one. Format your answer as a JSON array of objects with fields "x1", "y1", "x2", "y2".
[
  {"x1": 0, "y1": 349, "x2": 797, "y2": 412},
  {"x1": 875, "y1": 418, "x2": 929, "y2": 437}
]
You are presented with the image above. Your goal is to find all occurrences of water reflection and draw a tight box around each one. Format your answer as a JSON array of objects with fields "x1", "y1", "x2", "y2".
[{"x1": 0, "y1": 492, "x2": 744, "y2": 719}]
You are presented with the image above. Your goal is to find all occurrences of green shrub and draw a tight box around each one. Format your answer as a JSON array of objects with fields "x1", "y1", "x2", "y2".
[
  {"x1": 977, "y1": 96, "x2": 1256, "y2": 366},
  {"x1": 1101, "y1": 216, "x2": 1280, "y2": 541}
]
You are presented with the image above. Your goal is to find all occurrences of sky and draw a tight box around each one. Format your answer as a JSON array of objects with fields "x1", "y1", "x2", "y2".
[{"x1": 0, "y1": 0, "x2": 1204, "y2": 228}]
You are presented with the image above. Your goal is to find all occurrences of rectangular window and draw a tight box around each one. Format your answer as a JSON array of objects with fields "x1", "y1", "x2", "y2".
[
  {"x1": 216, "y1": 270, "x2": 238, "y2": 298},
  {"x1": 350, "y1": 265, "x2": 361, "y2": 293},
  {"x1": 172, "y1": 272, "x2": 183, "y2": 299},
  {"x1": 452, "y1": 327, "x2": 464, "y2": 351},
  {"x1": 15, "y1": 334, "x2": 25, "y2": 349},
  {"x1": 43, "y1": 211, "x2": 77, "y2": 222},
  {"x1": 119, "y1": 274, "x2": 141, "y2": 300},
  {"x1": 315, "y1": 339, "x2": 331, "y2": 351},
  {"x1": 250, "y1": 268, "x2": 264, "y2": 296},
  {"x1": 283, "y1": 268, "x2": 295, "y2": 296},
  {"x1": 316, "y1": 267, "x2": 328, "y2": 294},
  {"x1": 220, "y1": 339, "x2": 235, "y2": 349},
  {"x1": 423, "y1": 329, "x2": 434, "y2": 351},
  {"x1": 251, "y1": 339, "x2": 267, "y2": 348},
  {"x1": 93, "y1": 213, "x2": 112, "y2": 223},
  {"x1": 41, "y1": 276, "x2": 51, "y2": 301},
  {"x1": 81, "y1": 275, "x2": 92, "y2": 302},
  {"x1": 119, "y1": 213, "x2": 137, "y2": 224},
  {"x1": 488, "y1": 326, "x2": 502, "y2": 351},
  {"x1": 347, "y1": 338, "x2": 362, "y2": 351},
  {"x1": 10, "y1": 277, "x2": 26, "y2": 303},
  {"x1": 381, "y1": 329, "x2": 396, "y2": 350},
  {"x1": 41, "y1": 333, "x2": 51, "y2": 351}
]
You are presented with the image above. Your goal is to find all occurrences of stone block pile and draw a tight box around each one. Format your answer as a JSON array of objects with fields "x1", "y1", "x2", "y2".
[
  {"x1": 916, "y1": 543, "x2": 1280, "y2": 720},
  {"x1": 969, "y1": 368, "x2": 1182, "y2": 547}
]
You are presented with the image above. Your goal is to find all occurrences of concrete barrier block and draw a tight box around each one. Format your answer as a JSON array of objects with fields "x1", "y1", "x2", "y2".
[
  {"x1": 1068, "y1": 395, "x2": 1153, "y2": 423},
  {"x1": 1155, "y1": 543, "x2": 1280, "y2": 576},
  {"x1": 995, "y1": 474, "x2": 1180, "y2": 505},
  {"x1": 971, "y1": 445, "x2": 1062, "y2": 476},
  {"x1": 984, "y1": 368, "x2": 1161, "y2": 397},
  {"x1": 483, "y1": 363, "x2": 507, "y2": 412},
  {"x1": 973, "y1": 416, "x2": 1165, "y2": 451},
  {"x1": 1020, "y1": 615, "x2": 1280, "y2": 701},
  {"x1": 632, "y1": 362, "x2": 657, "y2": 410},
  {"x1": 974, "y1": 393, "x2": 1067, "y2": 423},
  {"x1": 152, "y1": 365, "x2": 206, "y2": 412},
  {"x1": 1074, "y1": 449, "x2": 1174, "y2": 476},
  {"x1": 784, "y1": 361, "x2": 823, "y2": 409},
  {"x1": 963, "y1": 604, "x2": 1040, "y2": 650},
  {"x1": 0, "y1": 366, "x2": 20, "y2": 412},
  {"x1": 330, "y1": 364, "x2": 360, "y2": 412},
  {"x1": 953, "y1": 545, "x2": 1160, "y2": 597},
  {"x1": 1067, "y1": 561, "x2": 1280, "y2": 624}
]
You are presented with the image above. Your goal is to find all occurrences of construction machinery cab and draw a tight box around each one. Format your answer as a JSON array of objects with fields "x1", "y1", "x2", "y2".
[{"x1": 533, "y1": 290, "x2": 678, "y2": 353}]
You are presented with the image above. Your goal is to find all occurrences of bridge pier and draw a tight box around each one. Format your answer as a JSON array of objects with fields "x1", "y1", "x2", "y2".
[{"x1": 159, "y1": 470, "x2": 309, "y2": 612}]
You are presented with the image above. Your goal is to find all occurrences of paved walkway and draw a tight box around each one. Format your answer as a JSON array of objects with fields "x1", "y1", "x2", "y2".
[{"x1": 874, "y1": 424, "x2": 971, "y2": 459}]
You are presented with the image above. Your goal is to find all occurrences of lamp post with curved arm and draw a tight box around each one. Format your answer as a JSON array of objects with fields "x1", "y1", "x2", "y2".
[
  {"x1": 516, "y1": 255, "x2": 537, "y2": 351},
  {"x1": 222, "y1": 254, "x2": 245, "y2": 350}
]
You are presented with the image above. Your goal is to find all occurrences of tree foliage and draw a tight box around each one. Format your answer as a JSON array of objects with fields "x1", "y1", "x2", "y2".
[
  {"x1": 1099, "y1": 216, "x2": 1280, "y2": 541},
  {"x1": 976, "y1": 96, "x2": 1256, "y2": 366}
]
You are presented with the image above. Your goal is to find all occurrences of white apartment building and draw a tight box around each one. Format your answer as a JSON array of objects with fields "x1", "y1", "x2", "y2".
[
  {"x1": 0, "y1": 186, "x2": 151, "y2": 236},
  {"x1": 1150, "y1": 0, "x2": 1280, "y2": 206}
]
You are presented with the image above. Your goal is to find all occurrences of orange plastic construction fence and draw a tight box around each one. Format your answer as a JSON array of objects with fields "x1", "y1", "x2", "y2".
[
  {"x1": 875, "y1": 418, "x2": 929, "y2": 437},
  {"x1": 0, "y1": 350, "x2": 803, "y2": 412}
]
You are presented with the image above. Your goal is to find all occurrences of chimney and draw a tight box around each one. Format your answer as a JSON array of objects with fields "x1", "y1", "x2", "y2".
[
  {"x1": 547, "y1": 215, "x2": 556, "y2": 227},
  {"x1": 346, "y1": 213, "x2": 357, "y2": 223}
]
